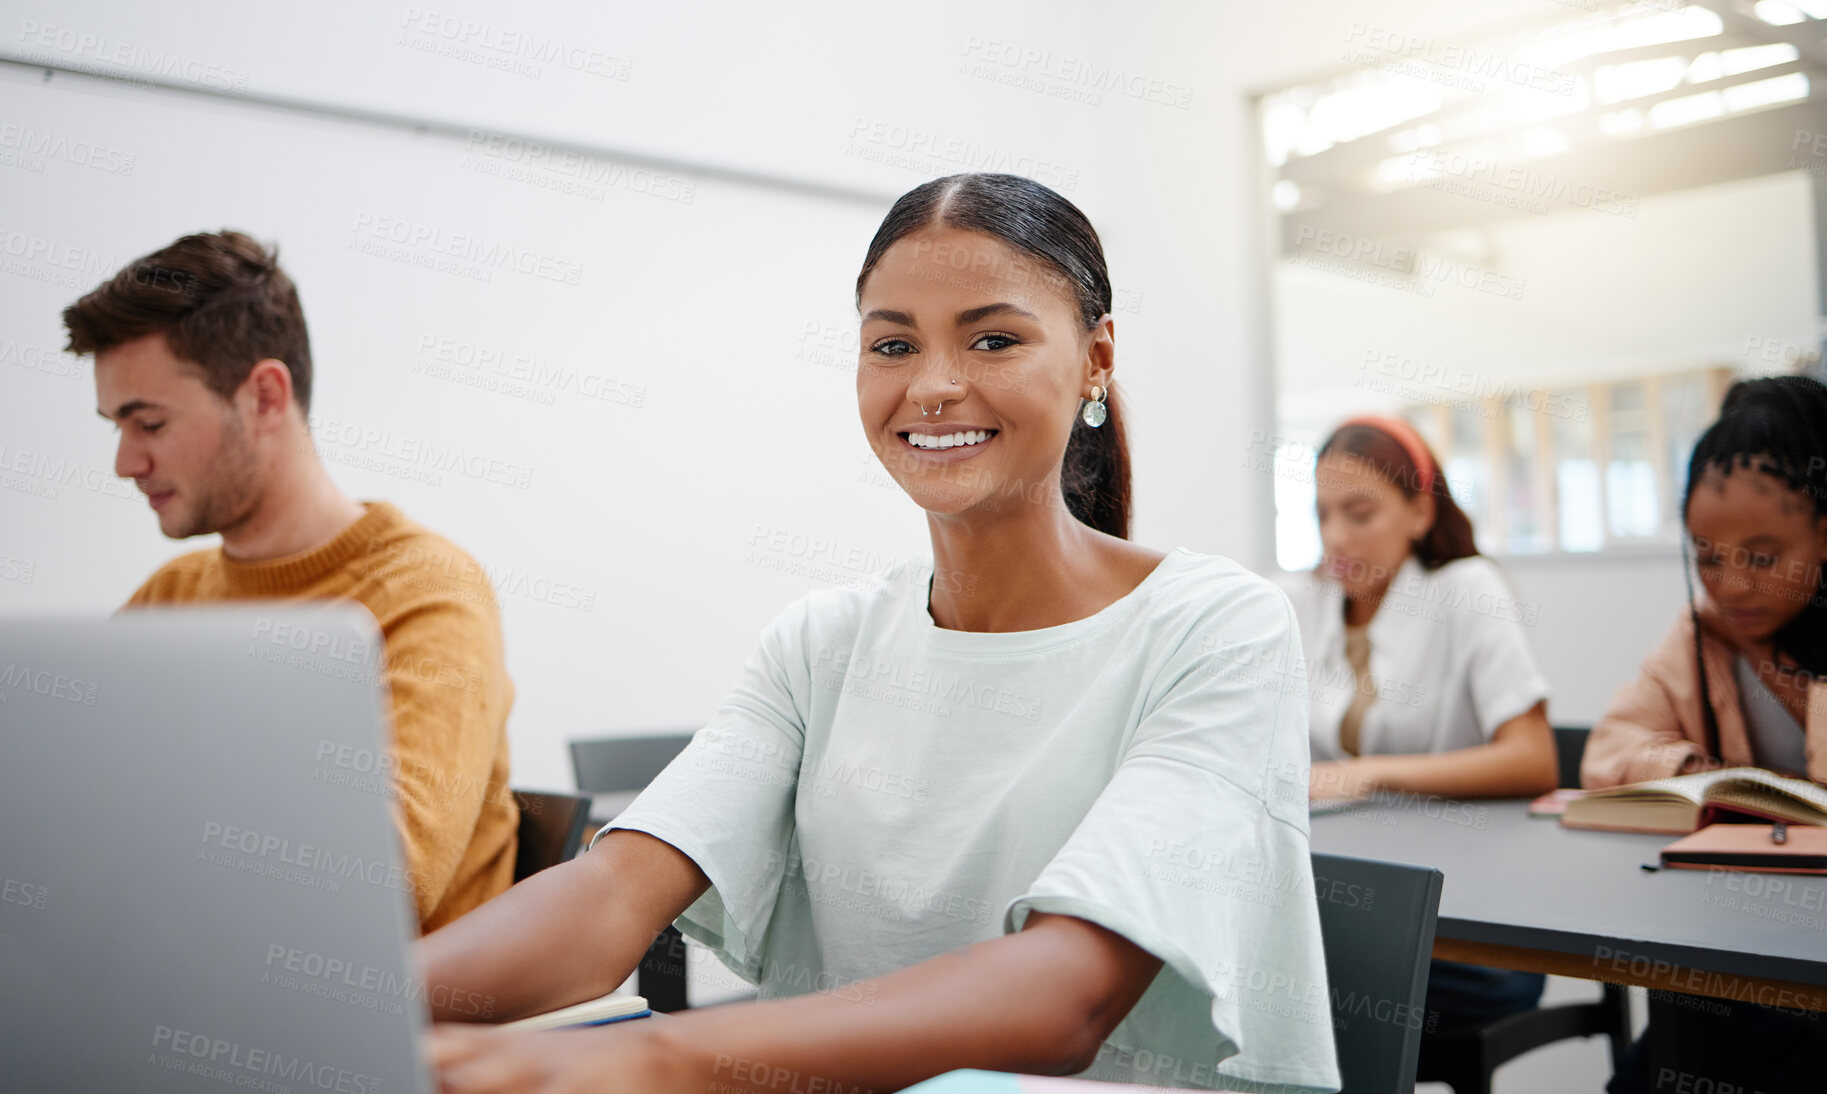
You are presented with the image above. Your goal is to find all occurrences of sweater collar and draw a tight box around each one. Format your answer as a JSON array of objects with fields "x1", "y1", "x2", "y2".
[{"x1": 213, "y1": 501, "x2": 403, "y2": 595}]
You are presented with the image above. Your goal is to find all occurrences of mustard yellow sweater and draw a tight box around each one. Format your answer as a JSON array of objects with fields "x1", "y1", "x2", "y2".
[{"x1": 125, "y1": 501, "x2": 517, "y2": 932}]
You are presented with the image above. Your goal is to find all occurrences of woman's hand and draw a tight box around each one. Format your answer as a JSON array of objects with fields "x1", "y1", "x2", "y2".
[{"x1": 430, "y1": 1021, "x2": 686, "y2": 1094}]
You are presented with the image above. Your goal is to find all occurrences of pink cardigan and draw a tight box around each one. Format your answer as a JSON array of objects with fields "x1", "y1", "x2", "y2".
[{"x1": 1581, "y1": 608, "x2": 1827, "y2": 788}]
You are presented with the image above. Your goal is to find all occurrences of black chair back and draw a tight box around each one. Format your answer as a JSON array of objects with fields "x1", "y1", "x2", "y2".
[
  {"x1": 1552, "y1": 726, "x2": 1591, "y2": 789},
  {"x1": 510, "y1": 789, "x2": 592, "y2": 883},
  {"x1": 1313, "y1": 851, "x2": 1445, "y2": 1094}
]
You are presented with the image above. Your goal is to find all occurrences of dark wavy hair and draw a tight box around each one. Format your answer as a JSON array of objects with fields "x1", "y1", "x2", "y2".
[
  {"x1": 1681, "y1": 375, "x2": 1827, "y2": 755},
  {"x1": 853, "y1": 173, "x2": 1131, "y2": 539},
  {"x1": 64, "y1": 230, "x2": 312, "y2": 413},
  {"x1": 1316, "y1": 422, "x2": 1479, "y2": 568}
]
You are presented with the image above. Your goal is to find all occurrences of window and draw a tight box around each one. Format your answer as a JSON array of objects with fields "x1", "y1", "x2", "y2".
[
  {"x1": 1269, "y1": 368, "x2": 1736, "y2": 570},
  {"x1": 1605, "y1": 381, "x2": 1658, "y2": 540},
  {"x1": 1258, "y1": 2, "x2": 1823, "y2": 570},
  {"x1": 1552, "y1": 393, "x2": 1603, "y2": 553}
]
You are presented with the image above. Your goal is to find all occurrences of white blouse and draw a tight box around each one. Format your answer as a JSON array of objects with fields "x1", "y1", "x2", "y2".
[
  {"x1": 607, "y1": 549, "x2": 1340, "y2": 1091},
  {"x1": 1282, "y1": 555, "x2": 1550, "y2": 762}
]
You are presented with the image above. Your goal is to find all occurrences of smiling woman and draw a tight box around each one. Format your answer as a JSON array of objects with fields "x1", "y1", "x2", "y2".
[
  {"x1": 419, "y1": 174, "x2": 1341, "y2": 1094},
  {"x1": 853, "y1": 173, "x2": 1130, "y2": 544}
]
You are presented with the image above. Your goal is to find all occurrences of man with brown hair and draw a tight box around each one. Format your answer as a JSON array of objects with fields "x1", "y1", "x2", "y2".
[{"x1": 66, "y1": 230, "x2": 518, "y2": 932}]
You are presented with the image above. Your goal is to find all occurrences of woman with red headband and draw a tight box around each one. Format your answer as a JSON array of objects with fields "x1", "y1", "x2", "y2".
[
  {"x1": 1286, "y1": 416, "x2": 1557, "y2": 799},
  {"x1": 1283, "y1": 416, "x2": 1558, "y2": 1034}
]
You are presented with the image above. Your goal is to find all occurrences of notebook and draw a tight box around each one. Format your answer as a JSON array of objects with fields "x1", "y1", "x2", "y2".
[
  {"x1": 1660, "y1": 824, "x2": 1827, "y2": 874},
  {"x1": 1561, "y1": 767, "x2": 1827, "y2": 834},
  {"x1": 500, "y1": 992, "x2": 651, "y2": 1031}
]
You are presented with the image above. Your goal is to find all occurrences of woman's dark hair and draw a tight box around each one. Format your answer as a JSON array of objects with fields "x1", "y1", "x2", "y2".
[
  {"x1": 853, "y1": 173, "x2": 1131, "y2": 539},
  {"x1": 1316, "y1": 423, "x2": 1479, "y2": 569},
  {"x1": 1680, "y1": 375, "x2": 1827, "y2": 756}
]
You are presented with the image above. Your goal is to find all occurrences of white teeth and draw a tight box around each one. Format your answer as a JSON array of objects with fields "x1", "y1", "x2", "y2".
[{"x1": 907, "y1": 430, "x2": 991, "y2": 450}]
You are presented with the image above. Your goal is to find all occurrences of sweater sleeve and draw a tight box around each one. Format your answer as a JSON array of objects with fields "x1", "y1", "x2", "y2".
[
  {"x1": 1581, "y1": 626, "x2": 1710, "y2": 788},
  {"x1": 375, "y1": 594, "x2": 514, "y2": 922}
]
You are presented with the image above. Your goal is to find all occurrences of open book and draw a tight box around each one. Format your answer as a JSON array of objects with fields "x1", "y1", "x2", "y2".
[
  {"x1": 1561, "y1": 767, "x2": 1827, "y2": 834},
  {"x1": 499, "y1": 992, "x2": 650, "y2": 1032}
]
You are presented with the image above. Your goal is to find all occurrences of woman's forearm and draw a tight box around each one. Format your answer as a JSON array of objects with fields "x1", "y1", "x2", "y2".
[
  {"x1": 1361, "y1": 708, "x2": 1558, "y2": 799},
  {"x1": 418, "y1": 830, "x2": 708, "y2": 1022},
  {"x1": 647, "y1": 913, "x2": 1161, "y2": 1094},
  {"x1": 1361, "y1": 745, "x2": 1550, "y2": 798}
]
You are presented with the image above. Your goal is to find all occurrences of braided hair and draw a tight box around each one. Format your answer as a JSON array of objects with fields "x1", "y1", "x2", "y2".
[{"x1": 1681, "y1": 375, "x2": 1827, "y2": 756}]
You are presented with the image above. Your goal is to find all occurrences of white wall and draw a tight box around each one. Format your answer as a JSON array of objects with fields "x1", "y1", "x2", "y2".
[
  {"x1": 0, "y1": 0, "x2": 1728, "y2": 783},
  {"x1": 0, "y1": 0, "x2": 1300, "y2": 791}
]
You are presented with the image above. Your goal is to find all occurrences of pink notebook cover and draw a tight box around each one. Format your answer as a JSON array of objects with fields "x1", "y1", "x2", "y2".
[{"x1": 1660, "y1": 824, "x2": 1827, "y2": 874}]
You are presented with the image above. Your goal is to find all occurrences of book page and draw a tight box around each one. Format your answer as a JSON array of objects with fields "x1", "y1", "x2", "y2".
[
  {"x1": 1605, "y1": 767, "x2": 1827, "y2": 810},
  {"x1": 1700, "y1": 767, "x2": 1827, "y2": 814}
]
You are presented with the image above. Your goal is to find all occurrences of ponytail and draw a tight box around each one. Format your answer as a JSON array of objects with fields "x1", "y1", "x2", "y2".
[{"x1": 1062, "y1": 385, "x2": 1131, "y2": 539}]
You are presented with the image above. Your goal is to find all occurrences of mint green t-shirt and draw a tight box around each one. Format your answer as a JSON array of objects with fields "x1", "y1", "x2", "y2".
[{"x1": 602, "y1": 548, "x2": 1341, "y2": 1092}]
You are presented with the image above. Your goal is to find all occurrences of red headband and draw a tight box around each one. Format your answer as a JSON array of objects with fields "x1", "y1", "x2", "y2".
[{"x1": 1336, "y1": 415, "x2": 1437, "y2": 494}]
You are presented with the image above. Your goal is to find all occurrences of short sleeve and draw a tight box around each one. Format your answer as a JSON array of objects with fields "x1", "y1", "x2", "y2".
[
  {"x1": 1007, "y1": 583, "x2": 1341, "y2": 1093},
  {"x1": 601, "y1": 598, "x2": 813, "y2": 980},
  {"x1": 1457, "y1": 561, "x2": 1551, "y2": 738}
]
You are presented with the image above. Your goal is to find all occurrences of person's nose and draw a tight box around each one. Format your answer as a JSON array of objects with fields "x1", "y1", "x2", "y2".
[
  {"x1": 114, "y1": 431, "x2": 150, "y2": 481},
  {"x1": 905, "y1": 350, "x2": 966, "y2": 417}
]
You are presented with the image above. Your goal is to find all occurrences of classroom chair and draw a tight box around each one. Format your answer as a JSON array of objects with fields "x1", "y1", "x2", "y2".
[
  {"x1": 1411, "y1": 726, "x2": 1632, "y2": 1094},
  {"x1": 570, "y1": 732, "x2": 698, "y2": 1012},
  {"x1": 509, "y1": 788, "x2": 593, "y2": 883},
  {"x1": 1313, "y1": 851, "x2": 1445, "y2": 1094},
  {"x1": 1552, "y1": 725, "x2": 1591, "y2": 791},
  {"x1": 569, "y1": 733, "x2": 695, "y2": 798}
]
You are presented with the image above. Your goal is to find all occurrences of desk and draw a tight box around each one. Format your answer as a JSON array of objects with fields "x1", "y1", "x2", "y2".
[{"x1": 1310, "y1": 797, "x2": 1827, "y2": 1011}]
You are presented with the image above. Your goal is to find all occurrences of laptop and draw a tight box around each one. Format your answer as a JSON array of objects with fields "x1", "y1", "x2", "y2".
[{"x1": 0, "y1": 606, "x2": 433, "y2": 1093}]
